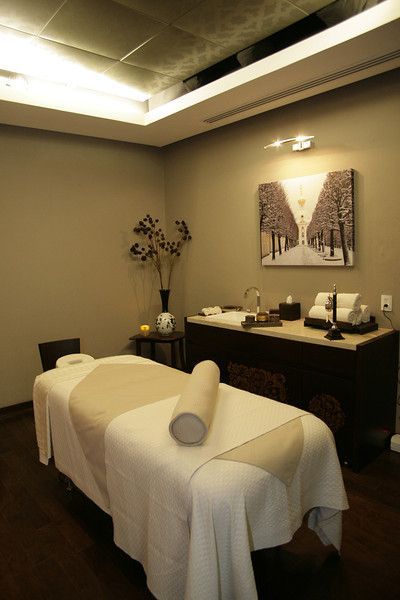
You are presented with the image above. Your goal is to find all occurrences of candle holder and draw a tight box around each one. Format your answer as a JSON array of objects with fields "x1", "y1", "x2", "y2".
[
  {"x1": 324, "y1": 294, "x2": 333, "y2": 324},
  {"x1": 140, "y1": 324, "x2": 150, "y2": 337},
  {"x1": 324, "y1": 284, "x2": 344, "y2": 341},
  {"x1": 325, "y1": 322, "x2": 345, "y2": 341}
]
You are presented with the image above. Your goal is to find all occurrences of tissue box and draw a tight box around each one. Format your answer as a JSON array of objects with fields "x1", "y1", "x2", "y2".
[{"x1": 279, "y1": 302, "x2": 301, "y2": 320}]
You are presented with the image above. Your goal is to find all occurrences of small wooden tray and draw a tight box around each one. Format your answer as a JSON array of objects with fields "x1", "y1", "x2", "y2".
[
  {"x1": 241, "y1": 320, "x2": 283, "y2": 329},
  {"x1": 303, "y1": 316, "x2": 378, "y2": 334}
]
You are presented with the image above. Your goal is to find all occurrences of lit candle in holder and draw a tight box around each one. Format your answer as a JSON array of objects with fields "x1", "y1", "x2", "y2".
[{"x1": 140, "y1": 324, "x2": 150, "y2": 336}]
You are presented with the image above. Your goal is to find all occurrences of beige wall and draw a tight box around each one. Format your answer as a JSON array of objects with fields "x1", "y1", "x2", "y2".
[
  {"x1": 164, "y1": 70, "x2": 400, "y2": 333},
  {"x1": 0, "y1": 125, "x2": 164, "y2": 407},
  {"x1": 165, "y1": 69, "x2": 400, "y2": 433}
]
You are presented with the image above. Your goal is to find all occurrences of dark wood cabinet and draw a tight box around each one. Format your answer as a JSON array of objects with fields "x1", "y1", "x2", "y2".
[{"x1": 185, "y1": 318, "x2": 399, "y2": 470}]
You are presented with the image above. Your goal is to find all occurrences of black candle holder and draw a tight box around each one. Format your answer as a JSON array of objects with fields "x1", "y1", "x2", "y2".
[
  {"x1": 325, "y1": 323, "x2": 345, "y2": 340},
  {"x1": 324, "y1": 284, "x2": 345, "y2": 341}
]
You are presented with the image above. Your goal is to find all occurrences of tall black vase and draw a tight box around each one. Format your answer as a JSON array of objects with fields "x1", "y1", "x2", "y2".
[
  {"x1": 156, "y1": 289, "x2": 176, "y2": 335},
  {"x1": 159, "y1": 289, "x2": 170, "y2": 313}
]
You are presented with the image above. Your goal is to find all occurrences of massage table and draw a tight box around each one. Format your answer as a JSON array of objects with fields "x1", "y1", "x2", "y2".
[{"x1": 33, "y1": 355, "x2": 348, "y2": 600}]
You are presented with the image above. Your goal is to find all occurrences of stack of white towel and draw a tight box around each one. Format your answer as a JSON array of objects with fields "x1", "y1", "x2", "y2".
[{"x1": 308, "y1": 292, "x2": 370, "y2": 325}]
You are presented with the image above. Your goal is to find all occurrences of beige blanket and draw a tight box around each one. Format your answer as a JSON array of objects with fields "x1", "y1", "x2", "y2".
[
  {"x1": 33, "y1": 355, "x2": 154, "y2": 464},
  {"x1": 217, "y1": 417, "x2": 303, "y2": 485},
  {"x1": 69, "y1": 363, "x2": 307, "y2": 507},
  {"x1": 69, "y1": 363, "x2": 189, "y2": 505}
]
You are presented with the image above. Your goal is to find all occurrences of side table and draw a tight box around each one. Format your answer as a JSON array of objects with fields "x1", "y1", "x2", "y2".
[{"x1": 129, "y1": 331, "x2": 186, "y2": 371}]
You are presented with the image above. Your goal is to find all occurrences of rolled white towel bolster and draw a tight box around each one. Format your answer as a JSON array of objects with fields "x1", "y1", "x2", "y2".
[
  {"x1": 169, "y1": 360, "x2": 220, "y2": 446},
  {"x1": 201, "y1": 306, "x2": 222, "y2": 316},
  {"x1": 309, "y1": 305, "x2": 360, "y2": 325},
  {"x1": 314, "y1": 293, "x2": 331, "y2": 308},
  {"x1": 314, "y1": 292, "x2": 361, "y2": 311},
  {"x1": 337, "y1": 293, "x2": 362, "y2": 311},
  {"x1": 308, "y1": 305, "x2": 331, "y2": 321}
]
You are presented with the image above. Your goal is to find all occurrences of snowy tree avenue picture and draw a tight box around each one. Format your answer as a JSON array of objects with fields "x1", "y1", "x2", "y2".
[{"x1": 259, "y1": 170, "x2": 354, "y2": 266}]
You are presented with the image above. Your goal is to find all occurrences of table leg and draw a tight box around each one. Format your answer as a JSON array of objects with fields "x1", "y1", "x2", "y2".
[
  {"x1": 135, "y1": 340, "x2": 142, "y2": 357},
  {"x1": 179, "y1": 339, "x2": 186, "y2": 371},
  {"x1": 150, "y1": 341, "x2": 156, "y2": 361},
  {"x1": 171, "y1": 342, "x2": 176, "y2": 368}
]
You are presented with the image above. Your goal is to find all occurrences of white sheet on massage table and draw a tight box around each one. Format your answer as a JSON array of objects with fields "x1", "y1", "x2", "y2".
[{"x1": 45, "y1": 357, "x2": 348, "y2": 600}]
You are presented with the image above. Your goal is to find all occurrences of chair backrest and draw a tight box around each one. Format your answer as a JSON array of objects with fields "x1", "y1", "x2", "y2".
[{"x1": 38, "y1": 338, "x2": 80, "y2": 371}]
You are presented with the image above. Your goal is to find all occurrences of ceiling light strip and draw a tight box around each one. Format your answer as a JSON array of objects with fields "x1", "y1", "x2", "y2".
[{"x1": 204, "y1": 49, "x2": 400, "y2": 124}]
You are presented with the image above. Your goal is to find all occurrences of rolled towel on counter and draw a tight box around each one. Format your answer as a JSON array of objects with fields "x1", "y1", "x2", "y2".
[
  {"x1": 200, "y1": 306, "x2": 222, "y2": 316},
  {"x1": 314, "y1": 293, "x2": 331, "y2": 307},
  {"x1": 337, "y1": 293, "x2": 362, "y2": 311},
  {"x1": 361, "y1": 304, "x2": 370, "y2": 323},
  {"x1": 169, "y1": 360, "x2": 220, "y2": 446},
  {"x1": 314, "y1": 292, "x2": 361, "y2": 311},
  {"x1": 308, "y1": 305, "x2": 361, "y2": 325},
  {"x1": 308, "y1": 305, "x2": 330, "y2": 320}
]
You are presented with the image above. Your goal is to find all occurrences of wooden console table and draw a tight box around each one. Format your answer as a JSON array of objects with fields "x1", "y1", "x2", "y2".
[
  {"x1": 185, "y1": 316, "x2": 399, "y2": 471},
  {"x1": 129, "y1": 331, "x2": 186, "y2": 371}
]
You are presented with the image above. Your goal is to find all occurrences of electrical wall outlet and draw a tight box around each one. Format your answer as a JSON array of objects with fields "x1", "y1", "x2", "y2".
[{"x1": 381, "y1": 294, "x2": 393, "y2": 311}]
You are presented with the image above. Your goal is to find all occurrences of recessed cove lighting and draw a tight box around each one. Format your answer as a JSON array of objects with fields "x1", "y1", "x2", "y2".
[
  {"x1": 0, "y1": 70, "x2": 28, "y2": 90},
  {"x1": 0, "y1": 67, "x2": 146, "y2": 124},
  {"x1": 0, "y1": 28, "x2": 149, "y2": 102}
]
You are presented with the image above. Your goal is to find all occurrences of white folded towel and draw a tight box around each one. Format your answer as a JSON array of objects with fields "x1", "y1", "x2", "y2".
[
  {"x1": 200, "y1": 306, "x2": 222, "y2": 316},
  {"x1": 361, "y1": 304, "x2": 370, "y2": 323},
  {"x1": 314, "y1": 292, "x2": 361, "y2": 311},
  {"x1": 169, "y1": 360, "x2": 220, "y2": 446},
  {"x1": 308, "y1": 305, "x2": 331, "y2": 322},
  {"x1": 308, "y1": 305, "x2": 361, "y2": 325}
]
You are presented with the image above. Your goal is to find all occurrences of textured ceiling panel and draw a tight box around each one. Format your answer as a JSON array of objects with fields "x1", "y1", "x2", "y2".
[
  {"x1": 0, "y1": 0, "x2": 345, "y2": 102},
  {"x1": 112, "y1": 0, "x2": 204, "y2": 24},
  {"x1": 30, "y1": 37, "x2": 116, "y2": 73},
  {"x1": 104, "y1": 60, "x2": 180, "y2": 95},
  {"x1": 41, "y1": 0, "x2": 166, "y2": 60},
  {"x1": 173, "y1": 0, "x2": 310, "y2": 52},
  {"x1": 291, "y1": 0, "x2": 334, "y2": 13},
  {"x1": 0, "y1": 21, "x2": 31, "y2": 42},
  {"x1": 123, "y1": 26, "x2": 228, "y2": 80},
  {"x1": 0, "y1": 0, "x2": 64, "y2": 34}
]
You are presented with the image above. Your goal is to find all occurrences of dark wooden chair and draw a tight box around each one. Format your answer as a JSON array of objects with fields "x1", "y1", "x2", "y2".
[{"x1": 38, "y1": 338, "x2": 81, "y2": 371}]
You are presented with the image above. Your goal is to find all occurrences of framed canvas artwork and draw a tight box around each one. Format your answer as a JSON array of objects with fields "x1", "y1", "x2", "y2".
[{"x1": 259, "y1": 169, "x2": 354, "y2": 266}]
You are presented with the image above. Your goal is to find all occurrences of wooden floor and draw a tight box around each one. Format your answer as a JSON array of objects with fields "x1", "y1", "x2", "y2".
[{"x1": 1, "y1": 404, "x2": 399, "y2": 600}]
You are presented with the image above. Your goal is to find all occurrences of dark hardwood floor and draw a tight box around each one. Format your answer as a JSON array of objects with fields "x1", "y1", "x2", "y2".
[{"x1": 1, "y1": 404, "x2": 399, "y2": 600}]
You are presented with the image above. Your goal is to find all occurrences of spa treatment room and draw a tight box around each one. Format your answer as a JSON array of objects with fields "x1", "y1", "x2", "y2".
[{"x1": 0, "y1": 1, "x2": 399, "y2": 599}]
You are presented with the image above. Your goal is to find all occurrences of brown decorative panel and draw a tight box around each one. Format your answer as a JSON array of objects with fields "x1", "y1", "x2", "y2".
[
  {"x1": 308, "y1": 393, "x2": 346, "y2": 433},
  {"x1": 227, "y1": 361, "x2": 287, "y2": 403}
]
